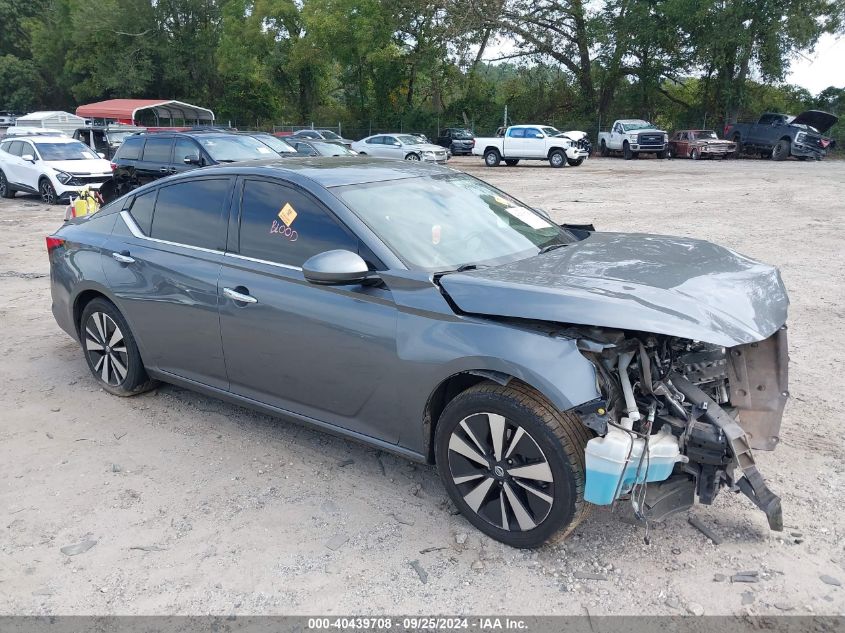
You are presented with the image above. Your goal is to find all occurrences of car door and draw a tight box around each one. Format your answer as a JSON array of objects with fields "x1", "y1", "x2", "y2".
[
  {"x1": 610, "y1": 122, "x2": 626, "y2": 149},
  {"x1": 363, "y1": 135, "x2": 386, "y2": 157},
  {"x1": 504, "y1": 127, "x2": 527, "y2": 156},
  {"x1": 101, "y1": 176, "x2": 233, "y2": 389},
  {"x1": 16, "y1": 140, "x2": 43, "y2": 191},
  {"x1": 521, "y1": 127, "x2": 547, "y2": 157},
  {"x1": 170, "y1": 137, "x2": 206, "y2": 175},
  {"x1": 136, "y1": 136, "x2": 175, "y2": 184},
  {"x1": 218, "y1": 177, "x2": 401, "y2": 441},
  {"x1": 0, "y1": 140, "x2": 26, "y2": 187},
  {"x1": 382, "y1": 135, "x2": 405, "y2": 159}
]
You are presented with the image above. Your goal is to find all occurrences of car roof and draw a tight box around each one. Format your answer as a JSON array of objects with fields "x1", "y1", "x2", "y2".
[
  {"x1": 165, "y1": 156, "x2": 454, "y2": 188},
  {"x1": 5, "y1": 135, "x2": 79, "y2": 143}
]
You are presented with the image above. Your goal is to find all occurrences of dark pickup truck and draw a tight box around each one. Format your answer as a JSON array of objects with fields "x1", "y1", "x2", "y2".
[{"x1": 724, "y1": 110, "x2": 838, "y2": 161}]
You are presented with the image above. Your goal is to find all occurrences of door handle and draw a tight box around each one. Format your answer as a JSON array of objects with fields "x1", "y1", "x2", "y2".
[
  {"x1": 159, "y1": 167, "x2": 169, "y2": 173},
  {"x1": 112, "y1": 251, "x2": 135, "y2": 264},
  {"x1": 223, "y1": 287, "x2": 257, "y2": 304}
]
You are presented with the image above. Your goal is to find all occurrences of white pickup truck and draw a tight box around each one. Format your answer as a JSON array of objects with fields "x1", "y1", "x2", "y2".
[
  {"x1": 473, "y1": 124, "x2": 590, "y2": 168},
  {"x1": 597, "y1": 119, "x2": 669, "y2": 159}
]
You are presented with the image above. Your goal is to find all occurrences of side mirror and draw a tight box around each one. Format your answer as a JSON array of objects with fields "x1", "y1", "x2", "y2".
[
  {"x1": 183, "y1": 153, "x2": 201, "y2": 165},
  {"x1": 303, "y1": 250, "x2": 374, "y2": 285},
  {"x1": 21, "y1": 154, "x2": 35, "y2": 162}
]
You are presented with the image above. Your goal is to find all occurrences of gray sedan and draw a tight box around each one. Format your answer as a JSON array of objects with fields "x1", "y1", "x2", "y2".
[
  {"x1": 48, "y1": 158, "x2": 788, "y2": 547},
  {"x1": 351, "y1": 134, "x2": 448, "y2": 163}
]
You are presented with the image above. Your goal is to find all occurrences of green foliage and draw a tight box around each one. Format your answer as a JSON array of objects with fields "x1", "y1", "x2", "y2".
[
  {"x1": 0, "y1": 54, "x2": 44, "y2": 110},
  {"x1": 2, "y1": 0, "x2": 841, "y2": 139}
]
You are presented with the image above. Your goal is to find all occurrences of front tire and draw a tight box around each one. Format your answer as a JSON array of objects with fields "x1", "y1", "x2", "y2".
[
  {"x1": 0, "y1": 170, "x2": 14, "y2": 198},
  {"x1": 656, "y1": 149, "x2": 668, "y2": 159},
  {"x1": 567, "y1": 157, "x2": 584, "y2": 167},
  {"x1": 405, "y1": 153, "x2": 420, "y2": 161},
  {"x1": 80, "y1": 298, "x2": 157, "y2": 396},
  {"x1": 435, "y1": 381, "x2": 591, "y2": 548},
  {"x1": 690, "y1": 148, "x2": 700, "y2": 160},
  {"x1": 39, "y1": 179, "x2": 59, "y2": 205},
  {"x1": 484, "y1": 149, "x2": 501, "y2": 167},
  {"x1": 772, "y1": 139, "x2": 790, "y2": 161},
  {"x1": 548, "y1": 150, "x2": 565, "y2": 168},
  {"x1": 623, "y1": 142, "x2": 633, "y2": 160}
]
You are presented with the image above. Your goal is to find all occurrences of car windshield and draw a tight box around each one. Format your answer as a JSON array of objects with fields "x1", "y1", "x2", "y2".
[
  {"x1": 197, "y1": 135, "x2": 275, "y2": 161},
  {"x1": 319, "y1": 130, "x2": 341, "y2": 140},
  {"x1": 334, "y1": 174, "x2": 572, "y2": 271},
  {"x1": 622, "y1": 121, "x2": 654, "y2": 131},
  {"x1": 34, "y1": 141, "x2": 99, "y2": 161},
  {"x1": 396, "y1": 135, "x2": 422, "y2": 145},
  {"x1": 693, "y1": 131, "x2": 718, "y2": 140},
  {"x1": 252, "y1": 134, "x2": 297, "y2": 154},
  {"x1": 542, "y1": 127, "x2": 564, "y2": 137}
]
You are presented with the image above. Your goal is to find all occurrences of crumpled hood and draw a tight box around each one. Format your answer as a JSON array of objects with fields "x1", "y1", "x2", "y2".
[
  {"x1": 438, "y1": 232, "x2": 789, "y2": 347},
  {"x1": 46, "y1": 158, "x2": 112, "y2": 175},
  {"x1": 791, "y1": 110, "x2": 838, "y2": 134}
]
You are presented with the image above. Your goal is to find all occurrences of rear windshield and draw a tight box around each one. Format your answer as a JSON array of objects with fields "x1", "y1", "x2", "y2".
[
  {"x1": 451, "y1": 129, "x2": 473, "y2": 139},
  {"x1": 34, "y1": 141, "x2": 100, "y2": 160},
  {"x1": 196, "y1": 135, "x2": 275, "y2": 161}
]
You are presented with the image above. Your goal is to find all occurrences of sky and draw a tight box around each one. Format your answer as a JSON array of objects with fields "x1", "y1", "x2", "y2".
[
  {"x1": 484, "y1": 34, "x2": 845, "y2": 97},
  {"x1": 786, "y1": 34, "x2": 845, "y2": 94}
]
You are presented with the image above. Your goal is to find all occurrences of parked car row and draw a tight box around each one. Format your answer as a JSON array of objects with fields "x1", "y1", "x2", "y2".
[{"x1": 597, "y1": 110, "x2": 838, "y2": 161}]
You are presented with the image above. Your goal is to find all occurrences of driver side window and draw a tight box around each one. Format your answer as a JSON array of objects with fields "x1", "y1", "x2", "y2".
[{"x1": 523, "y1": 128, "x2": 542, "y2": 139}]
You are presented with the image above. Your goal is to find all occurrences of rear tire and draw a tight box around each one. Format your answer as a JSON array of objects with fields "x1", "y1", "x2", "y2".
[
  {"x1": 732, "y1": 135, "x2": 742, "y2": 157},
  {"x1": 484, "y1": 149, "x2": 501, "y2": 167},
  {"x1": 0, "y1": 170, "x2": 14, "y2": 198},
  {"x1": 504, "y1": 159, "x2": 520, "y2": 166},
  {"x1": 600, "y1": 140, "x2": 609, "y2": 157},
  {"x1": 80, "y1": 298, "x2": 157, "y2": 397},
  {"x1": 435, "y1": 381, "x2": 592, "y2": 548},
  {"x1": 549, "y1": 150, "x2": 565, "y2": 168}
]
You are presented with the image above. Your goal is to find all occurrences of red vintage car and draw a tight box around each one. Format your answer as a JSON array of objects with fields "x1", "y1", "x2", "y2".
[{"x1": 668, "y1": 130, "x2": 736, "y2": 159}]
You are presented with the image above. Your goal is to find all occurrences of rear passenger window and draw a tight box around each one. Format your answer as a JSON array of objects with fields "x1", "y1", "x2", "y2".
[
  {"x1": 142, "y1": 137, "x2": 173, "y2": 163},
  {"x1": 238, "y1": 179, "x2": 357, "y2": 268},
  {"x1": 150, "y1": 178, "x2": 230, "y2": 250},
  {"x1": 116, "y1": 136, "x2": 143, "y2": 160},
  {"x1": 128, "y1": 190, "x2": 156, "y2": 236}
]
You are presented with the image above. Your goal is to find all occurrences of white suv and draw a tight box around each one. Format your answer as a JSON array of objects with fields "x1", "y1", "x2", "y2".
[{"x1": 0, "y1": 135, "x2": 113, "y2": 204}]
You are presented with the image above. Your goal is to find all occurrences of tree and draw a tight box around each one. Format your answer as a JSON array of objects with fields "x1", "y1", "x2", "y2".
[{"x1": 0, "y1": 54, "x2": 44, "y2": 110}]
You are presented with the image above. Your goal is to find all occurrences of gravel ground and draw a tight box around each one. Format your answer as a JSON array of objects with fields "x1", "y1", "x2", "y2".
[{"x1": 0, "y1": 156, "x2": 843, "y2": 616}]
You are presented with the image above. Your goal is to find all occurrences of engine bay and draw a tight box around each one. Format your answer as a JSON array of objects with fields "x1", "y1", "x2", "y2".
[{"x1": 571, "y1": 325, "x2": 789, "y2": 531}]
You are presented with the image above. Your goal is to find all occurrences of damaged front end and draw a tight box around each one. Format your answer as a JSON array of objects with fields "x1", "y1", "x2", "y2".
[{"x1": 572, "y1": 326, "x2": 788, "y2": 531}]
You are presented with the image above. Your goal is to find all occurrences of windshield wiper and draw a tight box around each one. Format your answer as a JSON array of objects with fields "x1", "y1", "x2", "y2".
[
  {"x1": 538, "y1": 243, "x2": 568, "y2": 254},
  {"x1": 455, "y1": 263, "x2": 488, "y2": 272}
]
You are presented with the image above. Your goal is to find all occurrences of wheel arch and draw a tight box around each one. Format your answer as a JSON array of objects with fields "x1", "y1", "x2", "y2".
[
  {"x1": 547, "y1": 146, "x2": 565, "y2": 158},
  {"x1": 72, "y1": 286, "x2": 116, "y2": 338},
  {"x1": 421, "y1": 357, "x2": 598, "y2": 464},
  {"x1": 483, "y1": 145, "x2": 500, "y2": 156}
]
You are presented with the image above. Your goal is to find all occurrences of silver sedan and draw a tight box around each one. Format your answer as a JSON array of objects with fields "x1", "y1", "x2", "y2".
[{"x1": 351, "y1": 133, "x2": 448, "y2": 163}]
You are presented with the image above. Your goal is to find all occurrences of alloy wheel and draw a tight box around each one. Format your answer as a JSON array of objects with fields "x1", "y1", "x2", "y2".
[
  {"x1": 40, "y1": 180, "x2": 56, "y2": 204},
  {"x1": 84, "y1": 312, "x2": 129, "y2": 387},
  {"x1": 447, "y1": 412, "x2": 554, "y2": 531},
  {"x1": 550, "y1": 152, "x2": 564, "y2": 167},
  {"x1": 405, "y1": 153, "x2": 420, "y2": 161}
]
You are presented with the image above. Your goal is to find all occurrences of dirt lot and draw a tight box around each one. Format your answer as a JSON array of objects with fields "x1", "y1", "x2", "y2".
[{"x1": 1, "y1": 156, "x2": 844, "y2": 617}]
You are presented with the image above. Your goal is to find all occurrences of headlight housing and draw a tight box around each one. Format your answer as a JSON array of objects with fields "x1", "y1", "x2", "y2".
[
  {"x1": 54, "y1": 170, "x2": 73, "y2": 185},
  {"x1": 795, "y1": 132, "x2": 806, "y2": 143},
  {"x1": 663, "y1": 133, "x2": 669, "y2": 142}
]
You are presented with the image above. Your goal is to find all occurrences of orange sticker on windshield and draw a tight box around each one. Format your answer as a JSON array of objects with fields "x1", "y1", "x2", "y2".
[{"x1": 278, "y1": 203, "x2": 297, "y2": 227}]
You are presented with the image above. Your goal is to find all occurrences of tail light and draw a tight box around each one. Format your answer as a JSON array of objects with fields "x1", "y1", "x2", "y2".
[
  {"x1": 110, "y1": 162, "x2": 117, "y2": 172},
  {"x1": 46, "y1": 236, "x2": 65, "y2": 253},
  {"x1": 723, "y1": 125, "x2": 730, "y2": 136}
]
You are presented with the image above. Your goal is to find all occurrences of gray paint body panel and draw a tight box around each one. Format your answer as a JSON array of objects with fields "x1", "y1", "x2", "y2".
[{"x1": 439, "y1": 232, "x2": 789, "y2": 347}]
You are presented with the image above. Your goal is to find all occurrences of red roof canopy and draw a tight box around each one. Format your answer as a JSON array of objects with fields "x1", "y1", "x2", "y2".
[{"x1": 75, "y1": 99, "x2": 214, "y2": 124}]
